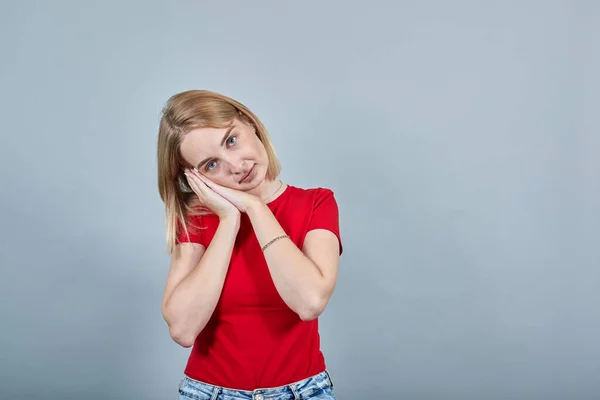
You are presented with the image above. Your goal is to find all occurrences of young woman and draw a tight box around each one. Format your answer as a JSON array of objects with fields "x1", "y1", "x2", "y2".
[{"x1": 157, "y1": 90, "x2": 343, "y2": 400}]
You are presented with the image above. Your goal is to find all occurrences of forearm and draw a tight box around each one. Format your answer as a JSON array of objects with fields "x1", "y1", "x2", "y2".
[
  {"x1": 246, "y1": 200, "x2": 327, "y2": 320},
  {"x1": 164, "y1": 216, "x2": 239, "y2": 346}
]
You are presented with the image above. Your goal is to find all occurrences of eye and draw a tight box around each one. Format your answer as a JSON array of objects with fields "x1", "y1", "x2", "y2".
[
  {"x1": 227, "y1": 136, "x2": 237, "y2": 147},
  {"x1": 205, "y1": 160, "x2": 217, "y2": 172}
]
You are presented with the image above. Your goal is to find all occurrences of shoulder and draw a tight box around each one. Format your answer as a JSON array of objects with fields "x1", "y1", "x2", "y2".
[
  {"x1": 185, "y1": 202, "x2": 219, "y2": 232},
  {"x1": 288, "y1": 185, "x2": 336, "y2": 200},
  {"x1": 286, "y1": 185, "x2": 339, "y2": 211}
]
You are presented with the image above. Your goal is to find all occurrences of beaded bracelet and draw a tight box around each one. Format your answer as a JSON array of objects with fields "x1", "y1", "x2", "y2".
[{"x1": 261, "y1": 234, "x2": 290, "y2": 252}]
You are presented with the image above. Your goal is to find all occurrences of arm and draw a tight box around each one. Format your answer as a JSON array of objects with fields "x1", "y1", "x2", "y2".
[
  {"x1": 246, "y1": 200, "x2": 340, "y2": 321},
  {"x1": 161, "y1": 215, "x2": 240, "y2": 347}
]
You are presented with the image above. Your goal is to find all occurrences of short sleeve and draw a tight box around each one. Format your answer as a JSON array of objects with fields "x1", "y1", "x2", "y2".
[
  {"x1": 307, "y1": 188, "x2": 343, "y2": 255},
  {"x1": 175, "y1": 214, "x2": 204, "y2": 246}
]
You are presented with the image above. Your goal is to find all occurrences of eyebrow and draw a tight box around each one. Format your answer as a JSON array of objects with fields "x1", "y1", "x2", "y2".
[{"x1": 195, "y1": 125, "x2": 235, "y2": 170}]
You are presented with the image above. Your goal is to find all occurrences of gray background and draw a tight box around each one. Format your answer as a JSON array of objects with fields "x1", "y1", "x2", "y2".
[{"x1": 1, "y1": 1, "x2": 598, "y2": 399}]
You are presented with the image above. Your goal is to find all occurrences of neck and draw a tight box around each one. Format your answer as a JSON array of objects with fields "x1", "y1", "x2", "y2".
[{"x1": 251, "y1": 179, "x2": 283, "y2": 203}]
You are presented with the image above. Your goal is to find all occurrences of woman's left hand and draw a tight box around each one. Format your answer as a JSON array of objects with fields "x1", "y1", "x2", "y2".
[{"x1": 191, "y1": 169, "x2": 259, "y2": 213}]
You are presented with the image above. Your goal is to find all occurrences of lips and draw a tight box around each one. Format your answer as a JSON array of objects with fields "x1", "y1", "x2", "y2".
[{"x1": 239, "y1": 164, "x2": 255, "y2": 184}]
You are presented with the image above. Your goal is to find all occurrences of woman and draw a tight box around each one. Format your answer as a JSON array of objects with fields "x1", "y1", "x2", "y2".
[{"x1": 157, "y1": 90, "x2": 343, "y2": 400}]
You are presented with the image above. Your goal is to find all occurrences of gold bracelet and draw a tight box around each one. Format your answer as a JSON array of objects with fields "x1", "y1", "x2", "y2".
[{"x1": 261, "y1": 235, "x2": 290, "y2": 252}]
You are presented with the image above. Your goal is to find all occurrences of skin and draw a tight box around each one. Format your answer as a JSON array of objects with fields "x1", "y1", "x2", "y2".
[
  {"x1": 178, "y1": 117, "x2": 284, "y2": 214},
  {"x1": 161, "y1": 117, "x2": 340, "y2": 348}
]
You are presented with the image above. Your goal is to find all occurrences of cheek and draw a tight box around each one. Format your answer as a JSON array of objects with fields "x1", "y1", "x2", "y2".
[
  {"x1": 251, "y1": 139, "x2": 268, "y2": 161},
  {"x1": 209, "y1": 174, "x2": 230, "y2": 187},
  {"x1": 240, "y1": 141, "x2": 261, "y2": 160}
]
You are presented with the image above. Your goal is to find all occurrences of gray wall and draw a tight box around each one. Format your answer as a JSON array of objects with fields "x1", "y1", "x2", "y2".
[{"x1": 1, "y1": 1, "x2": 598, "y2": 399}]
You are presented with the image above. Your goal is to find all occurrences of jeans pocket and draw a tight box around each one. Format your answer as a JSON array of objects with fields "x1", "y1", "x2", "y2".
[
  {"x1": 305, "y1": 386, "x2": 336, "y2": 399},
  {"x1": 178, "y1": 377, "x2": 217, "y2": 400}
]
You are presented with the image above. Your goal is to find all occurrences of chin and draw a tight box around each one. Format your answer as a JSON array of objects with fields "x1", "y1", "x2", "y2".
[{"x1": 241, "y1": 178, "x2": 264, "y2": 192}]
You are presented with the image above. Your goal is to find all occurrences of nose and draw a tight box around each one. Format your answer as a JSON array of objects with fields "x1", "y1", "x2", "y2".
[{"x1": 222, "y1": 156, "x2": 246, "y2": 175}]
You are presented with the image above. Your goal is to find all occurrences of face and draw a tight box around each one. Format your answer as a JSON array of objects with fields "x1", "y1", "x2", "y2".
[{"x1": 179, "y1": 117, "x2": 270, "y2": 190}]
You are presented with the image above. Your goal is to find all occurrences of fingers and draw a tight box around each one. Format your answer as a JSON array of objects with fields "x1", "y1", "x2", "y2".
[
  {"x1": 185, "y1": 168, "x2": 227, "y2": 200},
  {"x1": 191, "y1": 170, "x2": 222, "y2": 194},
  {"x1": 191, "y1": 169, "x2": 211, "y2": 186},
  {"x1": 184, "y1": 169, "x2": 208, "y2": 197}
]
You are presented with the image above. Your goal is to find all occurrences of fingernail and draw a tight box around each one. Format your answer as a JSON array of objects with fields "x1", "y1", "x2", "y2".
[
  {"x1": 184, "y1": 173, "x2": 189, "y2": 177},
  {"x1": 193, "y1": 168, "x2": 198, "y2": 172}
]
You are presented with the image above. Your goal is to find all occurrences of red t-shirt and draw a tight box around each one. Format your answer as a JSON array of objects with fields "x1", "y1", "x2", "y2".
[{"x1": 175, "y1": 184, "x2": 342, "y2": 390}]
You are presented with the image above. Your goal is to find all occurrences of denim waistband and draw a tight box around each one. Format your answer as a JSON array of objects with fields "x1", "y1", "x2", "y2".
[{"x1": 179, "y1": 370, "x2": 334, "y2": 400}]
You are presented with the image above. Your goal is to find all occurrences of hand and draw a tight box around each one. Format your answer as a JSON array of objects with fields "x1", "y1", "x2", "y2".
[
  {"x1": 184, "y1": 168, "x2": 240, "y2": 219},
  {"x1": 192, "y1": 170, "x2": 260, "y2": 213}
]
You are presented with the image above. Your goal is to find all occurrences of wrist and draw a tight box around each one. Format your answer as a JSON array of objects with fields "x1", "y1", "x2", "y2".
[
  {"x1": 219, "y1": 213, "x2": 241, "y2": 230},
  {"x1": 246, "y1": 197, "x2": 267, "y2": 216}
]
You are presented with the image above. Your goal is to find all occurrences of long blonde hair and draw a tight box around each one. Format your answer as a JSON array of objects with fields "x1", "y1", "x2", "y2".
[{"x1": 157, "y1": 90, "x2": 281, "y2": 254}]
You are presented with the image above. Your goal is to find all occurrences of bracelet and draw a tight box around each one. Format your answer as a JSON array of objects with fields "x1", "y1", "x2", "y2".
[{"x1": 261, "y1": 235, "x2": 290, "y2": 252}]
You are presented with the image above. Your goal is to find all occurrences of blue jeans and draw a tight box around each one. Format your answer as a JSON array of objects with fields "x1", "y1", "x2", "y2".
[{"x1": 178, "y1": 370, "x2": 336, "y2": 400}]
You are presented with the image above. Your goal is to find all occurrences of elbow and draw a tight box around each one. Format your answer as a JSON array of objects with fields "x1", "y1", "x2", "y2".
[
  {"x1": 168, "y1": 325, "x2": 196, "y2": 348},
  {"x1": 163, "y1": 306, "x2": 199, "y2": 348},
  {"x1": 298, "y1": 298, "x2": 326, "y2": 321},
  {"x1": 297, "y1": 279, "x2": 335, "y2": 321}
]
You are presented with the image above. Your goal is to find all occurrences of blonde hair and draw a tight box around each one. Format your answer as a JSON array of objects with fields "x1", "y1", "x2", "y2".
[{"x1": 157, "y1": 90, "x2": 281, "y2": 254}]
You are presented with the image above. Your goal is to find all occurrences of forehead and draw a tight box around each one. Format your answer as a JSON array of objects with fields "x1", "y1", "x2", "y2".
[{"x1": 183, "y1": 125, "x2": 227, "y2": 149}]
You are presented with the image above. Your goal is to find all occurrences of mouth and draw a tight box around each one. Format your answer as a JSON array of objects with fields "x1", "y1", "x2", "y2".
[{"x1": 239, "y1": 164, "x2": 256, "y2": 184}]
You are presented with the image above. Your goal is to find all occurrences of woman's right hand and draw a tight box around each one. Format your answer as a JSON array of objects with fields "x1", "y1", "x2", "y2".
[{"x1": 184, "y1": 168, "x2": 240, "y2": 220}]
